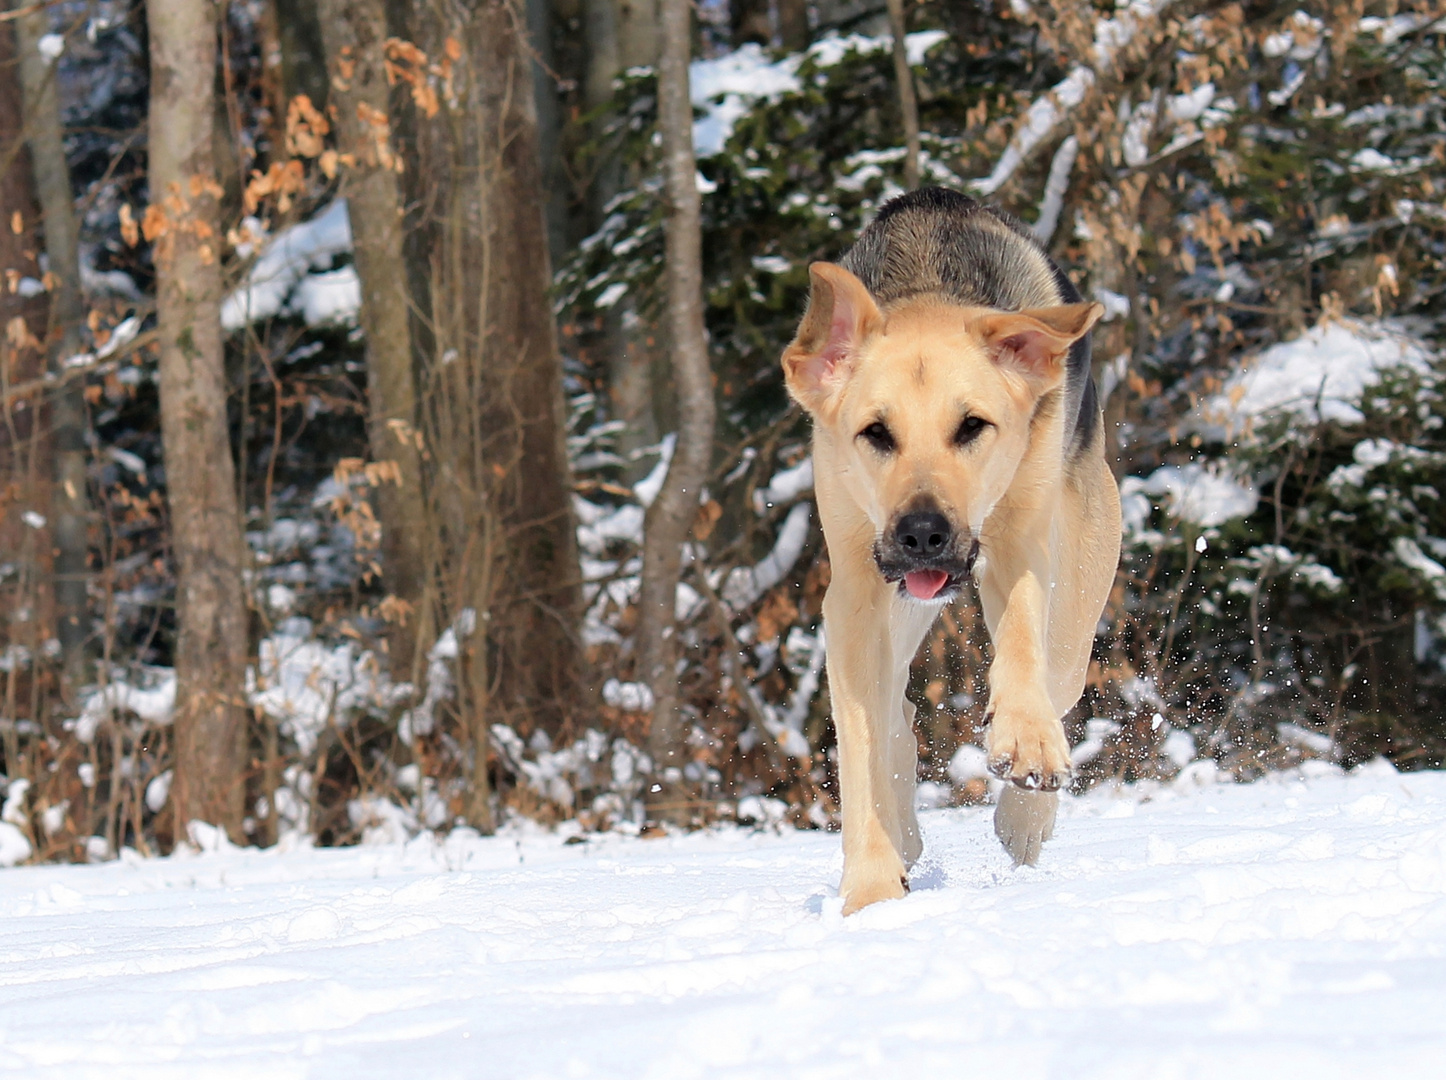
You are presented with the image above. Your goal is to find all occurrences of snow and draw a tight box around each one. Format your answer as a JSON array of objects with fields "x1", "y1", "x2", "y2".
[
  {"x1": 3, "y1": 764, "x2": 1446, "y2": 1076},
  {"x1": 221, "y1": 201, "x2": 356, "y2": 330},
  {"x1": 36, "y1": 33, "x2": 64, "y2": 63},
  {"x1": 752, "y1": 455, "x2": 813, "y2": 514},
  {"x1": 1205, "y1": 319, "x2": 1432, "y2": 432},
  {"x1": 1121, "y1": 463, "x2": 1258, "y2": 530},
  {"x1": 72, "y1": 670, "x2": 178, "y2": 743},
  {"x1": 251, "y1": 620, "x2": 402, "y2": 756},
  {"x1": 690, "y1": 33, "x2": 948, "y2": 158},
  {"x1": 296, "y1": 266, "x2": 362, "y2": 328},
  {"x1": 723, "y1": 501, "x2": 813, "y2": 610}
]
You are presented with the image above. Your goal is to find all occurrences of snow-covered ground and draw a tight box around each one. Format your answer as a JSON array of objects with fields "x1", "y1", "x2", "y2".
[{"x1": 3, "y1": 763, "x2": 1445, "y2": 1079}]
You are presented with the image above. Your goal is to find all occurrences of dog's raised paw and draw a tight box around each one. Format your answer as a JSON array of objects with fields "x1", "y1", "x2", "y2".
[
  {"x1": 986, "y1": 714, "x2": 1072, "y2": 791},
  {"x1": 994, "y1": 786, "x2": 1058, "y2": 867}
]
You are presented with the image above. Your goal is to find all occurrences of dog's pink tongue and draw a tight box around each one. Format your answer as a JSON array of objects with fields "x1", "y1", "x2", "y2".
[{"x1": 905, "y1": 570, "x2": 949, "y2": 600}]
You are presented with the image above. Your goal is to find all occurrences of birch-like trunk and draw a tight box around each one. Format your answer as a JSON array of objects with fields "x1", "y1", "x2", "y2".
[
  {"x1": 14, "y1": 6, "x2": 91, "y2": 698},
  {"x1": 640, "y1": 0, "x2": 715, "y2": 821},
  {"x1": 147, "y1": 0, "x2": 250, "y2": 839},
  {"x1": 315, "y1": 0, "x2": 430, "y2": 680},
  {"x1": 885, "y1": 0, "x2": 920, "y2": 190}
]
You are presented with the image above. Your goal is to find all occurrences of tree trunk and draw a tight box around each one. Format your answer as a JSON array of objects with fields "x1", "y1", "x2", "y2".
[
  {"x1": 777, "y1": 0, "x2": 810, "y2": 51},
  {"x1": 273, "y1": 0, "x2": 330, "y2": 115},
  {"x1": 582, "y1": 0, "x2": 620, "y2": 113},
  {"x1": 315, "y1": 0, "x2": 430, "y2": 681},
  {"x1": 525, "y1": 0, "x2": 573, "y2": 270},
  {"x1": 14, "y1": 5, "x2": 91, "y2": 699},
  {"x1": 884, "y1": 0, "x2": 920, "y2": 190},
  {"x1": 406, "y1": 0, "x2": 585, "y2": 829},
  {"x1": 641, "y1": 0, "x2": 715, "y2": 822},
  {"x1": 730, "y1": 0, "x2": 771, "y2": 46},
  {"x1": 147, "y1": 0, "x2": 250, "y2": 839},
  {"x1": 615, "y1": 0, "x2": 658, "y2": 68},
  {"x1": 582, "y1": 0, "x2": 660, "y2": 482},
  {"x1": 1, "y1": 14, "x2": 53, "y2": 717}
]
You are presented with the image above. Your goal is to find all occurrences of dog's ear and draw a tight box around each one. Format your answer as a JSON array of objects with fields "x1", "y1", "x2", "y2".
[
  {"x1": 979, "y1": 302, "x2": 1104, "y2": 385},
  {"x1": 782, "y1": 263, "x2": 882, "y2": 414}
]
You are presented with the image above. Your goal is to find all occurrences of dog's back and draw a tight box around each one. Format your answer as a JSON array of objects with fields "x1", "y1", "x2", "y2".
[{"x1": 840, "y1": 188, "x2": 1100, "y2": 459}]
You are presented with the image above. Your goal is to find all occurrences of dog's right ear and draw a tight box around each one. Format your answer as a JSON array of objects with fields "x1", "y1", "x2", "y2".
[{"x1": 782, "y1": 263, "x2": 881, "y2": 415}]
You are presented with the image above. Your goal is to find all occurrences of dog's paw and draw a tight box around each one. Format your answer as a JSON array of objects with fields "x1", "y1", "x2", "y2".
[
  {"x1": 839, "y1": 841, "x2": 909, "y2": 915},
  {"x1": 993, "y1": 786, "x2": 1058, "y2": 867},
  {"x1": 840, "y1": 869, "x2": 909, "y2": 916},
  {"x1": 985, "y1": 706, "x2": 1072, "y2": 791}
]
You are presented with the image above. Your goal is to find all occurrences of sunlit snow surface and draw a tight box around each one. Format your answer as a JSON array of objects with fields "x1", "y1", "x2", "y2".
[
  {"x1": 3, "y1": 763, "x2": 1445, "y2": 1078},
  {"x1": 1204, "y1": 318, "x2": 1430, "y2": 432}
]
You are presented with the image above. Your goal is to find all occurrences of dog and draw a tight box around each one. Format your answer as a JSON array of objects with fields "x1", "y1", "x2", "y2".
[{"x1": 781, "y1": 188, "x2": 1121, "y2": 914}]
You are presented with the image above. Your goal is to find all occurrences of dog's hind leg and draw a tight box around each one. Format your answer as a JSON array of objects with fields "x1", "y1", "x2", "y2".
[
  {"x1": 888, "y1": 595, "x2": 938, "y2": 869},
  {"x1": 993, "y1": 786, "x2": 1057, "y2": 867}
]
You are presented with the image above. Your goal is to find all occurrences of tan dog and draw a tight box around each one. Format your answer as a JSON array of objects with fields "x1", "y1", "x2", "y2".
[{"x1": 781, "y1": 189, "x2": 1121, "y2": 914}]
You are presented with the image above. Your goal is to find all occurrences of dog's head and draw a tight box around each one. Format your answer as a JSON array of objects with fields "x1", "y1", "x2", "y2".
[{"x1": 782, "y1": 262, "x2": 1102, "y2": 603}]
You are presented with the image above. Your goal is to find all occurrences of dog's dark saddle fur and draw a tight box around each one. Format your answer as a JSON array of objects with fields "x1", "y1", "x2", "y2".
[{"x1": 839, "y1": 187, "x2": 1100, "y2": 460}]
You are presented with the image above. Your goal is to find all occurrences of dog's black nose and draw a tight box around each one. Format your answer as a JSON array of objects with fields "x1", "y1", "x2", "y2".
[{"x1": 894, "y1": 511, "x2": 951, "y2": 558}]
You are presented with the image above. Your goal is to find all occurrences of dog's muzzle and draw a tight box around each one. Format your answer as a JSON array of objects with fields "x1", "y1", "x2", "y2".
[{"x1": 874, "y1": 510, "x2": 979, "y2": 602}]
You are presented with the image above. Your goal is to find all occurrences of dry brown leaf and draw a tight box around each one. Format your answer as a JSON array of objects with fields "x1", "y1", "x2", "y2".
[{"x1": 119, "y1": 203, "x2": 139, "y2": 246}]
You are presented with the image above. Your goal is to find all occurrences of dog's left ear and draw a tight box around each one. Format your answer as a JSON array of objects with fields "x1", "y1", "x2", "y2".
[
  {"x1": 979, "y1": 302, "x2": 1104, "y2": 386},
  {"x1": 782, "y1": 262, "x2": 882, "y2": 415}
]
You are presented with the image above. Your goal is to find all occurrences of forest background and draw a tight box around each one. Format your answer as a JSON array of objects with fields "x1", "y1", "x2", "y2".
[{"x1": 1, "y1": 0, "x2": 1444, "y2": 864}]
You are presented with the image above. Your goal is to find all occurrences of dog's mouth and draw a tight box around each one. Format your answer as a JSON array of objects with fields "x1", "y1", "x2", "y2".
[{"x1": 876, "y1": 540, "x2": 980, "y2": 602}]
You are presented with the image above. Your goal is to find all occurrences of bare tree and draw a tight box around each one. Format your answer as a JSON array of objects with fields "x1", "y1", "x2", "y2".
[
  {"x1": 13, "y1": 6, "x2": 90, "y2": 697},
  {"x1": 730, "y1": 0, "x2": 771, "y2": 45},
  {"x1": 147, "y1": 0, "x2": 250, "y2": 838},
  {"x1": 640, "y1": 0, "x2": 715, "y2": 821},
  {"x1": 778, "y1": 0, "x2": 811, "y2": 51},
  {"x1": 400, "y1": 0, "x2": 584, "y2": 829},
  {"x1": 885, "y1": 0, "x2": 920, "y2": 190},
  {"x1": 1, "y1": 12, "x2": 53, "y2": 741},
  {"x1": 582, "y1": 0, "x2": 662, "y2": 480},
  {"x1": 316, "y1": 0, "x2": 430, "y2": 680}
]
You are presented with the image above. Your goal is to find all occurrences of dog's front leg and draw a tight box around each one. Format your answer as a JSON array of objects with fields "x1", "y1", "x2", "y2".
[
  {"x1": 977, "y1": 536, "x2": 1072, "y2": 793},
  {"x1": 823, "y1": 571, "x2": 912, "y2": 914}
]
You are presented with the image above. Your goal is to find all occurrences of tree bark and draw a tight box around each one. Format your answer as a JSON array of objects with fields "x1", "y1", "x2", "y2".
[
  {"x1": 615, "y1": 0, "x2": 658, "y2": 68},
  {"x1": 885, "y1": 0, "x2": 920, "y2": 190},
  {"x1": 730, "y1": 0, "x2": 771, "y2": 46},
  {"x1": 582, "y1": 0, "x2": 660, "y2": 482},
  {"x1": 525, "y1": 0, "x2": 572, "y2": 270},
  {"x1": 147, "y1": 0, "x2": 250, "y2": 839},
  {"x1": 641, "y1": 0, "x2": 715, "y2": 822},
  {"x1": 1, "y1": 14, "x2": 53, "y2": 707},
  {"x1": 13, "y1": 6, "x2": 91, "y2": 698},
  {"x1": 777, "y1": 0, "x2": 810, "y2": 51},
  {"x1": 405, "y1": 0, "x2": 585, "y2": 829},
  {"x1": 315, "y1": 0, "x2": 430, "y2": 681}
]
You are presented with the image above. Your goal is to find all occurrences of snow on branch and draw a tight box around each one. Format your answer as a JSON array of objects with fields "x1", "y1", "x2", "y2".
[
  {"x1": 1031, "y1": 135, "x2": 1079, "y2": 244},
  {"x1": 971, "y1": 0, "x2": 1174, "y2": 196},
  {"x1": 723, "y1": 501, "x2": 812, "y2": 611}
]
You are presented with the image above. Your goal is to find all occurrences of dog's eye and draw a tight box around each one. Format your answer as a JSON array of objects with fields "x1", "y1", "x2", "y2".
[
  {"x1": 858, "y1": 421, "x2": 896, "y2": 453},
  {"x1": 954, "y1": 415, "x2": 989, "y2": 446}
]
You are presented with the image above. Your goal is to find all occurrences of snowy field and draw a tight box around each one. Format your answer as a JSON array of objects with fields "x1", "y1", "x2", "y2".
[{"x1": 3, "y1": 763, "x2": 1445, "y2": 1079}]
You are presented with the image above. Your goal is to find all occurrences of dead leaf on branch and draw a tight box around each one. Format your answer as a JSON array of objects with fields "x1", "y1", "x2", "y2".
[
  {"x1": 5, "y1": 316, "x2": 41, "y2": 353},
  {"x1": 119, "y1": 204, "x2": 139, "y2": 247},
  {"x1": 286, "y1": 94, "x2": 330, "y2": 158}
]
